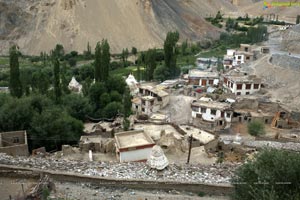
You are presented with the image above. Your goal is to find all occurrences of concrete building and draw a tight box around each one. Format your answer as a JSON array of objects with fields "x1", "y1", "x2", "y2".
[
  {"x1": 114, "y1": 130, "x2": 155, "y2": 162},
  {"x1": 132, "y1": 85, "x2": 169, "y2": 115},
  {"x1": 191, "y1": 99, "x2": 233, "y2": 129},
  {"x1": 188, "y1": 69, "x2": 219, "y2": 87},
  {"x1": 222, "y1": 70, "x2": 262, "y2": 96},
  {"x1": 0, "y1": 131, "x2": 29, "y2": 156}
]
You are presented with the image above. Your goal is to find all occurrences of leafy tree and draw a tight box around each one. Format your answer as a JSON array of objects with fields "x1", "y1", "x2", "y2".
[
  {"x1": 121, "y1": 48, "x2": 129, "y2": 67},
  {"x1": 0, "y1": 97, "x2": 33, "y2": 131},
  {"x1": 131, "y1": 47, "x2": 137, "y2": 56},
  {"x1": 9, "y1": 45, "x2": 22, "y2": 98},
  {"x1": 297, "y1": 15, "x2": 300, "y2": 24},
  {"x1": 89, "y1": 82, "x2": 106, "y2": 109},
  {"x1": 53, "y1": 58, "x2": 62, "y2": 102},
  {"x1": 99, "y1": 93, "x2": 111, "y2": 108},
  {"x1": 164, "y1": 31, "x2": 180, "y2": 78},
  {"x1": 31, "y1": 69, "x2": 50, "y2": 95},
  {"x1": 154, "y1": 65, "x2": 170, "y2": 82},
  {"x1": 82, "y1": 78, "x2": 92, "y2": 97},
  {"x1": 84, "y1": 42, "x2": 92, "y2": 59},
  {"x1": 145, "y1": 48, "x2": 157, "y2": 81},
  {"x1": 123, "y1": 118, "x2": 130, "y2": 131},
  {"x1": 232, "y1": 149, "x2": 300, "y2": 200},
  {"x1": 110, "y1": 90, "x2": 122, "y2": 102},
  {"x1": 181, "y1": 39, "x2": 188, "y2": 55},
  {"x1": 30, "y1": 107, "x2": 83, "y2": 151},
  {"x1": 103, "y1": 102, "x2": 123, "y2": 118},
  {"x1": 62, "y1": 94, "x2": 92, "y2": 121},
  {"x1": 106, "y1": 76, "x2": 126, "y2": 95},
  {"x1": 94, "y1": 40, "x2": 111, "y2": 83},
  {"x1": 20, "y1": 68, "x2": 33, "y2": 96},
  {"x1": 247, "y1": 120, "x2": 266, "y2": 136},
  {"x1": 68, "y1": 57, "x2": 77, "y2": 67},
  {"x1": 215, "y1": 11, "x2": 223, "y2": 20},
  {"x1": 51, "y1": 44, "x2": 64, "y2": 59}
]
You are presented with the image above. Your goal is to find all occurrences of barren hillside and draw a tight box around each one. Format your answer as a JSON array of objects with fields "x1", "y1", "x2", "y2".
[{"x1": 0, "y1": 0, "x2": 239, "y2": 55}]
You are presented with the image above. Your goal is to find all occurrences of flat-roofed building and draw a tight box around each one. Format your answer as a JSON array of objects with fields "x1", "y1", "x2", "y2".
[
  {"x1": 188, "y1": 69, "x2": 219, "y2": 87},
  {"x1": 222, "y1": 70, "x2": 262, "y2": 96},
  {"x1": 114, "y1": 130, "x2": 155, "y2": 162}
]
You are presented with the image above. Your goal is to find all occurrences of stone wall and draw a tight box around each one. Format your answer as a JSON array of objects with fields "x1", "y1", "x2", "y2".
[
  {"x1": 0, "y1": 144, "x2": 29, "y2": 156},
  {"x1": 0, "y1": 164, "x2": 234, "y2": 196}
]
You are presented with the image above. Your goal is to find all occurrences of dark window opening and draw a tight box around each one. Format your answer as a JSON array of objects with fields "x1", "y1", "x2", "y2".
[{"x1": 211, "y1": 109, "x2": 217, "y2": 115}]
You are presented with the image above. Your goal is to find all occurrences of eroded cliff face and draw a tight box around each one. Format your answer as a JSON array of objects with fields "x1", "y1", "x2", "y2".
[{"x1": 0, "y1": 0, "x2": 238, "y2": 55}]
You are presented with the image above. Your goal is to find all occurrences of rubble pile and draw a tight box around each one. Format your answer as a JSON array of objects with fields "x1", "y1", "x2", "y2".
[{"x1": 0, "y1": 153, "x2": 238, "y2": 184}]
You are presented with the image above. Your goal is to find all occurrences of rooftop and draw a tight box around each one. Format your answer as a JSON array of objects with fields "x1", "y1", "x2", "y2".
[
  {"x1": 139, "y1": 85, "x2": 169, "y2": 97},
  {"x1": 223, "y1": 70, "x2": 261, "y2": 83},
  {"x1": 115, "y1": 130, "x2": 155, "y2": 150},
  {"x1": 179, "y1": 125, "x2": 215, "y2": 144},
  {"x1": 188, "y1": 69, "x2": 219, "y2": 78},
  {"x1": 192, "y1": 100, "x2": 232, "y2": 110},
  {"x1": 142, "y1": 96, "x2": 155, "y2": 101}
]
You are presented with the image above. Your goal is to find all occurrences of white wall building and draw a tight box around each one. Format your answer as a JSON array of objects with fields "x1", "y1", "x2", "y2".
[
  {"x1": 191, "y1": 100, "x2": 233, "y2": 126},
  {"x1": 115, "y1": 130, "x2": 155, "y2": 162},
  {"x1": 222, "y1": 70, "x2": 262, "y2": 96}
]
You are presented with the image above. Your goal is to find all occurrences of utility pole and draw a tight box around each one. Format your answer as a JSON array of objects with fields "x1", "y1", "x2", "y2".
[{"x1": 186, "y1": 134, "x2": 193, "y2": 164}]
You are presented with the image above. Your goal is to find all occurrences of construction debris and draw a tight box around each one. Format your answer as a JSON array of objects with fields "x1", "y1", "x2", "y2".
[
  {"x1": 0, "y1": 153, "x2": 238, "y2": 184},
  {"x1": 147, "y1": 145, "x2": 169, "y2": 170}
]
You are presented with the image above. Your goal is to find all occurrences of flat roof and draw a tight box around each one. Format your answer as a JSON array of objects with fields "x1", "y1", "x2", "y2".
[
  {"x1": 179, "y1": 125, "x2": 215, "y2": 144},
  {"x1": 188, "y1": 69, "x2": 219, "y2": 78},
  {"x1": 192, "y1": 100, "x2": 232, "y2": 110},
  {"x1": 139, "y1": 85, "x2": 169, "y2": 97},
  {"x1": 115, "y1": 130, "x2": 155, "y2": 150}
]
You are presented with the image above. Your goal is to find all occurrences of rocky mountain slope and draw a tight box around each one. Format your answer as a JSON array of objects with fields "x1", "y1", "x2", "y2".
[
  {"x1": 1, "y1": 0, "x2": 299, "y2": 55},
  {"x1": 0, "y1": 0, "x2": 238, "y2": 55}
]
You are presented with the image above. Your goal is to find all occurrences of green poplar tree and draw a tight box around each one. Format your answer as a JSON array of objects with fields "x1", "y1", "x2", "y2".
[
  {"x1": 53, "y1": 58, "x2": 62, "y2": 102},
  {"x1": 9, "y1": 45, "x2": 22, "y2": 98},
  {"x1": 101, "y1": 39, "x2": 110, "y2": 82},
  {"x1": 94, "y1": 42, "x2": 102, "y2": 82}
]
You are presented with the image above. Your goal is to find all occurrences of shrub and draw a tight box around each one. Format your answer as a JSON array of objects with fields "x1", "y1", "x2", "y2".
[
  {"x1": 247, "y1": 120, "x2": 266, "y2": 136},
  {"x1": 231, "y1": 149, "x2": 300, "y2": 200}
]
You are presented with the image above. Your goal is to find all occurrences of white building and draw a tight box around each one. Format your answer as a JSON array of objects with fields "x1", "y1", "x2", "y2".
[
  {"x1": 114, "y1": 130, "x2": 155, "y2": 162},
  {"x1": 222, "y1": 70, "x2": 262, "y2": 96},
  {"x1": 188, "y1": 69, "x2": 219, "y2": 87},
  {"x1": 191, "y1": 100, "x2": 233, "y2": 126}
]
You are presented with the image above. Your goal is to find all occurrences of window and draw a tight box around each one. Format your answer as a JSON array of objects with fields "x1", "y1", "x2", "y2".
[
  {"x1": 209, "y1": 80, "x2": 214, "y2": 85},
  {"x1": 237, "y1": 92, "x2": 241, "y2": 95},
  {"x1": 135, "y1": 105, "x2": 138, "y2": 109},
  {"x1": 246, "y1": 84, "x2": 251, "y2": 90},
  {"x1": 192, "y1": 106, "x2": 199, "y2": 112},
  {"x1": 231, "y1": 82, "x2": 233, "y2": 88},
  {"x1": 246, "y1": 92, "x2": 250, "y2": 95},
  {"x1": 196, "y1": 113, "x2": 202, "y2": 118},
  {"x1": 245, "y1": 47, "x2": 249, "y2": 52},
  {"x1": 237, "y1": 84, "x2": 242, "y2": 90},
  {"x1": 201, "y1": 107, "x2": 206, "y2": 113},
  {"x1": 157, "y1": 97, "x2": 162, "y2": 101},
  {"x1": 246, "y1": 56, "x2": 250, "y2": 60},
  {"x1": 13, "y1": 137, "x2": 19, "y2": 143},
  {"x1": 254, "y1": 84, "x2": 259, "y2": 89},
  {"x1": 226, "y1": 113, "x2": 231, "y2": 118},
  {"x1": 238, "y1": 56, "x2": 242, "y2": 59},
  {"x1": 224, "y1": 78, "x2": 228, "y2": 84},
  {"x1": 211, "y1": 109, "x2": 217, "y2": 115},
  {"x1": 142, "y1": 108, "x2": 145, "y2": 112}
]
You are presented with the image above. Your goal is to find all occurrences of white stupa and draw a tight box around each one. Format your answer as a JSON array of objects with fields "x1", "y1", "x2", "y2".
[
  {"x1": 125, "y1": 74, "x2": 139, "y2": 95},
  {"x1": 147, "y1": 145, "x2": 169, "y2": 170},
  {"x1": 68, "y1": 77, "x2": 82, "y2": 93}
]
